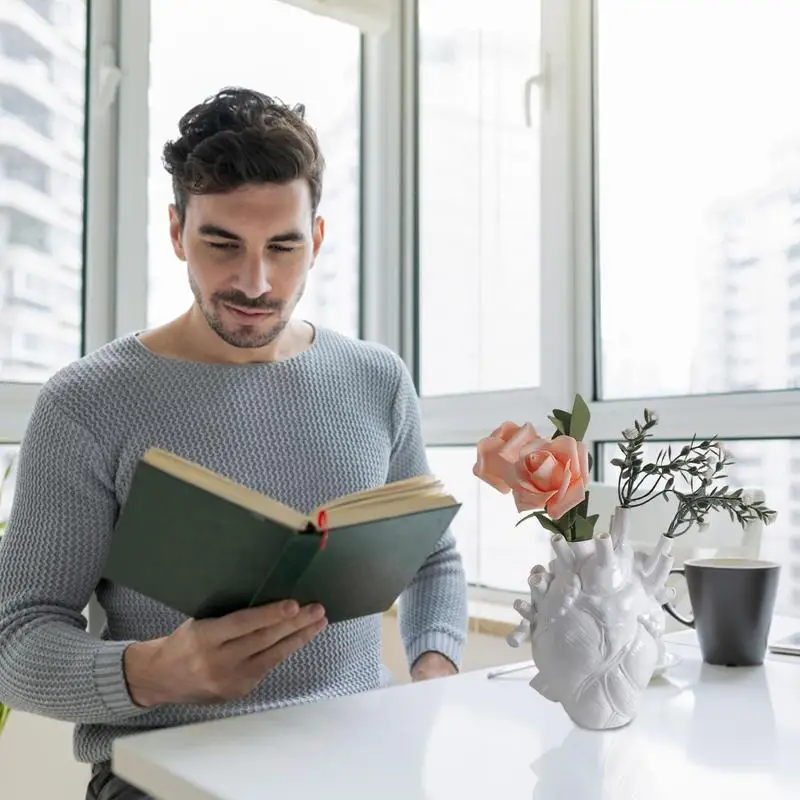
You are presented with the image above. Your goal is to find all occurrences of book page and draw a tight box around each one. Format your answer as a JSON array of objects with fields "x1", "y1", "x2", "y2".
[
  {"x1": 312, "y1": 475, "x2": 457, "y2": 528},
  {"x1": 143, "y1": 448, "x2": 308, "y2": 531}
]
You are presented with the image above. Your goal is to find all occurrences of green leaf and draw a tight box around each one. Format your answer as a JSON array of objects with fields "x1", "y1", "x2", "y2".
[
  {"x1": 569, "y1": 394, "x2": 591, "y2": 442},
  {"x1": 587, "y1": 451, "x2": 594, "y2": 473},
  {"x1": 530, "y1": 511, "x2": 565, "y2": 537},
  {"x1": 573, "y1": 515, "x2": 596, "y2": 542},
  {"x1": 551, "y1": 409, "x2": 572, "y2": 438},
  {"x1": 574, "y1": 490, "x2": 590, "y2": 519}
]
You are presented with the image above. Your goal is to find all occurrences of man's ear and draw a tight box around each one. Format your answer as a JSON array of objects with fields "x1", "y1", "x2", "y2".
[
  {"x1": 169, "y1": 205, "x2": 186, "y2": 261},
  {"x1": 310, "y1": 216, "x2": 325, "y2": 267}
]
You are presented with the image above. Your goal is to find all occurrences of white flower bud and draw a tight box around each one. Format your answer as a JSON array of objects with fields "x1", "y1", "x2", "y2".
[{"x1": 622, "y1": 428, "x2": 636, "y2": 439}]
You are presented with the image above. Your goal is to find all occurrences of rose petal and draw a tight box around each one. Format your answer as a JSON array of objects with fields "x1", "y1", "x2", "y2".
[
  {"x1": 512, "y1": 484, "x2": 557, "y2": 513},
  {"x1": 500, "y1": 422, "x2": 543, "y2": 462},
  {"x1": 522, "y1": 451, "x2": 565, "y2": 493},
  {"x1": 491, "y1": 421, "x2": 523, "y2": 441},
  {"x1": 547, "y1": 469, "x2": 588, "y2": 519},
  {"x1": 473, "y1": 436, "x2": 517, "y2": 493},
  {"x1": 575, "y1": 441, "x2": 590, "y2": 485},
  {"x1": 545, "y1": 435, "x2": 582, "y2": 468}
]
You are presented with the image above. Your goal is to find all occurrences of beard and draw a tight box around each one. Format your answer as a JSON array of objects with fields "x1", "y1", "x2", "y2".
[{"x1": 188, "y1": 272, "x2": 306, "y2": 349}]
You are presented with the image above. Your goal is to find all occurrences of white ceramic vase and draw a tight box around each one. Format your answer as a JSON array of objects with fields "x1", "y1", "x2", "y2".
[{"x1": 508, "y1": 506, "x2": 674, "y2": 730}]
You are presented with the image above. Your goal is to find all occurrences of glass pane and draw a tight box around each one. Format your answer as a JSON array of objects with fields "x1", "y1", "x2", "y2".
[
  {"x1": 426, "y1": 447, "x2": 479, "y2": 583},
  {"x1": 597, "y1": 1, "x2": 800, "y2": 399},
  {"x1": 0, "y1": 445, "x2": 18, "y2": 525},
  {"x1": 598, "y1": 440, "x2": 798, "y2": 617},
  {"x1": 417, "y1": 0, "x2": 541, "y2": 396},
  {"x1": 427, "y1": 445, "x2": 552, "y2": 591},
  {"x1": 147, "y1": 0, "x2": 361, "y2": 338},
  {"x1": 0, "y1": 0, "x2": 86, "y2": 382}
]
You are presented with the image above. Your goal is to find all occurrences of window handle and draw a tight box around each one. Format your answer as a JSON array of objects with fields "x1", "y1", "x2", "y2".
[
  {"x1": 94, "y1": 44, "x2": 122, "y2": 116},
  {"x1": 524, "y1": 51, "x2": 551, "y2": 126}
]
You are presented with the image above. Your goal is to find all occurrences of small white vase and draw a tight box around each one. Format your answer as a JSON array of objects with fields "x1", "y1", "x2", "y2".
[{"x1": 508, "y1": 506, "x2": 674, "y2": 730}]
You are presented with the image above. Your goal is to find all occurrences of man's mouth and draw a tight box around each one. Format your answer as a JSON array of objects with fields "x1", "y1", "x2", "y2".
[{"x1": 223, "y1": 303, "x2": 274, "y2": 321}]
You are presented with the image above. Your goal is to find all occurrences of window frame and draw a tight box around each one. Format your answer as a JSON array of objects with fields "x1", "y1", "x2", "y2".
[
  {"x1": 411, "y1": 0, "x2": 576, "y2": 448},
  {"x1": 8, "y1": 0, "x2": 797, "y2": 603},
  {"x1": 580, "y1": 0, "x2": 800, "y2": 449},
  {"x1": 0, "y1": 0, "x2": 120, "y2": 444}
]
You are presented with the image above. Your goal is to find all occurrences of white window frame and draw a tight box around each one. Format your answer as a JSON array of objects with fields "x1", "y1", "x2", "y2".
[
  {"x1": 0, "y1": 0, "x2": 122, "y2": 444},
  {"x1": 575, "y1": 0, "x2": 800, "y2": 452},
  {"x1": 411, "y1": 0, "x2": 577, "y2": 447},
  {"x1": 20, "y1": 0, "x2": 800, "y2": 611}
]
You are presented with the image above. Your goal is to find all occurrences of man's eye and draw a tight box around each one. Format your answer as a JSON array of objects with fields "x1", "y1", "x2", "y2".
[
  {"x1": 271, "y1": 244, "x2": 295, "y2": 253},
  {"x1": 208, "y1": 241, "x2": 238, "y2": 250}
]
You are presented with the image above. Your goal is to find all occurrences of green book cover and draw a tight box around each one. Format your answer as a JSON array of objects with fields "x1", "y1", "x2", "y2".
[{"x1": 102, "y1": 449, "x2": 461, "y2": 623}]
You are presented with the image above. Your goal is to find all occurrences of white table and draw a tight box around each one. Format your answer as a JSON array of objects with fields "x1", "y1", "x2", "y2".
[{"x1": 114, "y1": 622, "x2": 800, "y2": 800}]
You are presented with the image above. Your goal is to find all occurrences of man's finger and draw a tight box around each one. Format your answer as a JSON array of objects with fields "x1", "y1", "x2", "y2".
[
  {"x1": 252, "y1": 617, "x2": 328, "y2": 671},
  {"x1": 207, "y1": 600, "x2": 300, "y2": 644},
  {"x1": 227, "y1": 604, "x2": 326, "y2": 659}
]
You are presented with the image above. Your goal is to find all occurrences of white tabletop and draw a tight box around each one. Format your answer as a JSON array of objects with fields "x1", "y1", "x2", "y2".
[{"x1": 114, "y1": 629, "x2": 800, "y2": 800}]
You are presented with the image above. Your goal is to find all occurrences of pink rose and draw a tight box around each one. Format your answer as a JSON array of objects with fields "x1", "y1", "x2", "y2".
[
  {"x1": 472, "y1": 421, "x2": 541, "y2": 493},
  {"x1": 512, "y1": 436, "x2": 590, "y2": 519}
]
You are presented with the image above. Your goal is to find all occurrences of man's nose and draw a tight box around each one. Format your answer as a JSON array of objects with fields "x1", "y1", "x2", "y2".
[{"x1": 237, "y1": 253, "x2": 274, "y2": 297}]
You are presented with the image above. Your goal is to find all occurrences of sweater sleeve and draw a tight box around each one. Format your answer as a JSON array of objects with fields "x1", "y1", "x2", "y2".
[
  {"x1": 386, "y1": 357, "x2": 468, "y2": 670},
  {"x1": 0, "y1": 388, "x2": 148, "y2": 724}
]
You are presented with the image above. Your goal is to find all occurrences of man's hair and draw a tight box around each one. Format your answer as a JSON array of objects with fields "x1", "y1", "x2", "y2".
[{"x1": 162, "y1": 87, "x2": 325, "y2": 225}]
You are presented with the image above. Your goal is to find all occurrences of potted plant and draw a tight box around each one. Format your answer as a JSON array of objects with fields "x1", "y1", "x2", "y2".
[
  {"x1": 0, "y1": 455, "x2": 15, "y2": 736},
  {"x1": 473, "y1": 395, "x2": 776, "y2": 730}
]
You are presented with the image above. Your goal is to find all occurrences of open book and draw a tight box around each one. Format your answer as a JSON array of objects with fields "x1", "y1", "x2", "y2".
[{"x1": 103, "y1": 448, "x2": 461, "y2": 622}]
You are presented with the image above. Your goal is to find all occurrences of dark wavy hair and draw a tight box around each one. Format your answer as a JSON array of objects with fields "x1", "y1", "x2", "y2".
[{"x1": 162, "y1": 87, "x2": 325, "y2": 226}]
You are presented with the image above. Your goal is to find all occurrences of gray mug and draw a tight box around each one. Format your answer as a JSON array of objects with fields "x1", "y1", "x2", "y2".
[{"x1": 663, "y1": 557, "x2": 780, "y2": 666}]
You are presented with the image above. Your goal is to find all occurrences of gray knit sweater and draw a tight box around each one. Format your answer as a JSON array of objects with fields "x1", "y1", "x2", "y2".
[{"x1": 0, "y1": 327, "x2": 468, "y2": 764}]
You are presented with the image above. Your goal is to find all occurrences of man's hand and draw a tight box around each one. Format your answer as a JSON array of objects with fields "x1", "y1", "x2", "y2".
[
  {"x1": 410, "y1": 651, "x2": 457, "y2": 682},
  {"x1": 123, "y1": 600, "x2": 327, "y2": 707}
]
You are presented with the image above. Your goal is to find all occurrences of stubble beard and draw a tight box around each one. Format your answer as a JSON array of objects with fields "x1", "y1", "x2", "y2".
[{"x1": 188, "y1": 272, "x2": 306, "y2": 349}]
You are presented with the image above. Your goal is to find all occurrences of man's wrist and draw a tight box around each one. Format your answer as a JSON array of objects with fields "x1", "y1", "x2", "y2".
[
  {"x1": 123, "y1": 639, "x2": 170, "y2": 708},
  {"x1": 410, "y1": 650, "x2": 458, "y2": 680}
]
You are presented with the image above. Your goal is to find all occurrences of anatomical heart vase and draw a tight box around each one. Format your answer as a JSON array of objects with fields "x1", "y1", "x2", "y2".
[
  {"x1": 472, "y1": 396, "x2": 776, "y2": 730},
  {"x1": 509, "y1": 508, "x2": 673, "y2": 729}
]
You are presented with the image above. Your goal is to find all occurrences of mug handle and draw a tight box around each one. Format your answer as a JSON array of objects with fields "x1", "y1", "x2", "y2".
[{"x1": 661, "y1": 567, "x2": 695, "y2": 628}]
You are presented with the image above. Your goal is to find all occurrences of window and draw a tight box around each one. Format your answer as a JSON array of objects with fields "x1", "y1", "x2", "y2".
[
  {"x1": 146, "y1": 0, "x2": 362, "y2": 339},
  {"x1": 598, "y1": 440, "x2": 799, "y2": 617},
  {"x1": 0, "y1": 445, "x2": 18, "y2": 524},
  {"x1": 417, "y1": 0, "x2": 541, "y2": 396},
  {"x1": 427, "y1": 445, "x2": 554, "y2": 592},
  {"x1": 6, "y1": 209, "x2": 50, "y2": 253},
  {"x1": 0, "y1": 2, "x2": 85, "y2": 384},
  {"x1": 0, "y1": 87, "x2": 52, "y2": 138},
  {"x1": 26, "y1": 0, "x2": 55, "y2": 23},
  {"x1": 4, "y1": 151, "x2": 49, "y2": 194},
  {"x1": 596, "y1": 0, "x2": 800, "y2": 399}
]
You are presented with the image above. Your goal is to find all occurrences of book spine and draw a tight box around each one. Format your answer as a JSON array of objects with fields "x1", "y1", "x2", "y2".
[{"x1": 247, "y1": 533, "x2": 322, "y2": 609}]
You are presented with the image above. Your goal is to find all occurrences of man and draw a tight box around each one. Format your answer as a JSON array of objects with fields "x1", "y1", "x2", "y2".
[{"x1": 0, "y1": 87, "x2": 468, "y2": 799}]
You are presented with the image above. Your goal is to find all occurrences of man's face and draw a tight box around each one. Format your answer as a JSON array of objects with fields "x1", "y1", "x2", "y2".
[{"x1": 169, "y1": 180, "x2": 324, "y2": 349}]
